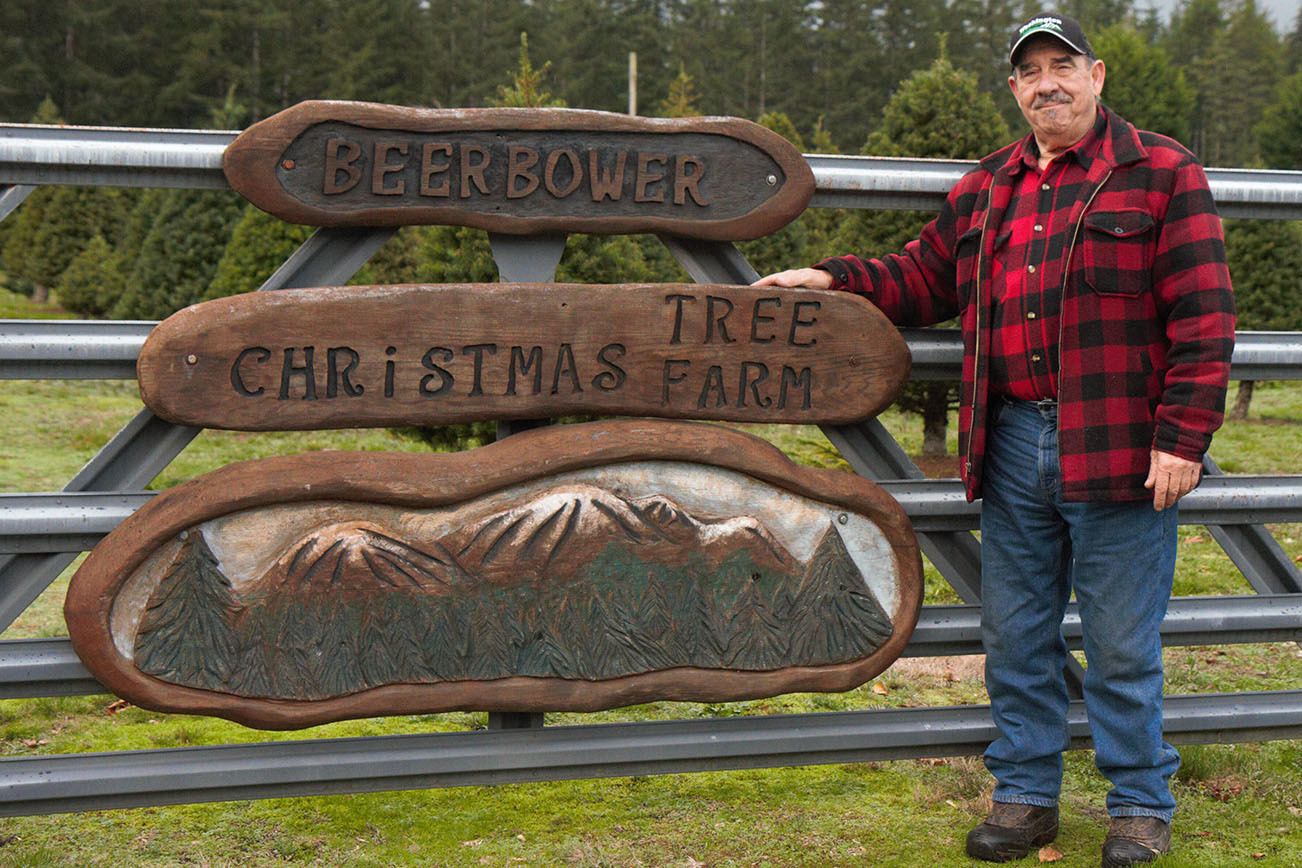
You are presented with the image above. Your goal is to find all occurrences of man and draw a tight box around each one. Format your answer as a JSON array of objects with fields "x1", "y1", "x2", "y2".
[{"x1": 755, "y1": 13, "x2": 1234, "y2": 866}]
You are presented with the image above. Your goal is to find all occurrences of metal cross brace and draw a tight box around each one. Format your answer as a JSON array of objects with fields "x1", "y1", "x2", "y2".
[
  {"x1": 659, "y1": 236, "x2": 1089, "y2": 697},
  {"x1": 0, "y1": 226, "x2": 395, "y2": 631}
]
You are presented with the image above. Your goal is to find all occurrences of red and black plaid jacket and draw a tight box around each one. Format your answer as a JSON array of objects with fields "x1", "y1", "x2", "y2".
[{"x1": 816, "y1": 107, "x2": 1235, "y2": 502}]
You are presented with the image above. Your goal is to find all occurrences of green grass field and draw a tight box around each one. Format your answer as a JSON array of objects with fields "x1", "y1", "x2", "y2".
[{"x1": 0, "y1": 293, "x2": 1298, "y2": 865}]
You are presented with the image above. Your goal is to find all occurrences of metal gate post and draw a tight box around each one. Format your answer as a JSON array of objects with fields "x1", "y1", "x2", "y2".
[{"x1": 484, "y1": 231, "x2": 570, "y2": 731}]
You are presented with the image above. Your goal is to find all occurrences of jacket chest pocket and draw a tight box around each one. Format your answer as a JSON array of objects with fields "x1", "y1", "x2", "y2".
[{"x1": 1082, "y1": 209, "x2": 1155, "y2": 297}]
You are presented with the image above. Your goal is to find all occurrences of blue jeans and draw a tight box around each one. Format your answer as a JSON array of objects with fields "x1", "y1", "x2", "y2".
[{"x1": 980, "y1": 398, "x2": 1180, "y2": 821}]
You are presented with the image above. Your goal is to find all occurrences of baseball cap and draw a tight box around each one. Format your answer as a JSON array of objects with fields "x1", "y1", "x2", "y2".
[{"x1": 1009, "y1": 13, "x2": 1094, "y2": 65}]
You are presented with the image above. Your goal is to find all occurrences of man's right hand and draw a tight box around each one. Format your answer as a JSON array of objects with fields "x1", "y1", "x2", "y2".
[{"x1": 751, "y1": 268, "x2": 834, "y2": 290}]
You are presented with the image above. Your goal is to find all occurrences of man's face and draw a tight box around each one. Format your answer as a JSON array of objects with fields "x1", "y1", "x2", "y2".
[{"x1": 1008, "y1": 36, "x2": 1105, "y2": 145}]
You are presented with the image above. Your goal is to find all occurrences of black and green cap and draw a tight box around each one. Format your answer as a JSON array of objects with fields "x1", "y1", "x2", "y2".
[{"x1": 1008, "y1": 13, "x2": 1094, "y2": 65}]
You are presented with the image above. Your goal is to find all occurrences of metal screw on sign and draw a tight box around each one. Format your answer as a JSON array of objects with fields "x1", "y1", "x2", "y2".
[{"x1": 766, "y1": 174, "x2": 778, "y2": 186}]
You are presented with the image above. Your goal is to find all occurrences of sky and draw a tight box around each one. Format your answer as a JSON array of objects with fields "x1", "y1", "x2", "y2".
[{"x1": 1148, "y1": 0, "x2": 1299, "y2": 33}]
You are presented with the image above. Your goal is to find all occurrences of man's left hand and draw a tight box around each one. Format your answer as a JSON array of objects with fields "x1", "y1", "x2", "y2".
[{"x1": 1144, "y1": 450, "x2": 1202, "y2": 511}]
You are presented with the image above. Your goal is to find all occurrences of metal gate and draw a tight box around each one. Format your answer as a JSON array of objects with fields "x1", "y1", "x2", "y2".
[{"x1": 0, "y1": 124, "x2": 1299, "y2": 815}]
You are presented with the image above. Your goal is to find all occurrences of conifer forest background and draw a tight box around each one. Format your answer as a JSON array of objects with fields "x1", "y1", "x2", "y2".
[{"x1": 2, "y1": 0, "x2": 1299, "y2": 435}]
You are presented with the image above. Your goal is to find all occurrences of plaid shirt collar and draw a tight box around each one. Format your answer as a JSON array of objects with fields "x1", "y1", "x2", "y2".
[
  {"x1": 1009, "y1": 107, "x2": 1108, "y2": 174},
  {"x1": 981, "y1": 104, "x2": 1148, "y2": 179}
]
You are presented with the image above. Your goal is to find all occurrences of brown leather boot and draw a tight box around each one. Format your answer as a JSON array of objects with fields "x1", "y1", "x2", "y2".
[
  {"x1": 965, "y1": 802, "x2": 1059, "y2": 862},
  {"x1": 1101, "y1": 816, "x2": 1171, "y2": 866}
]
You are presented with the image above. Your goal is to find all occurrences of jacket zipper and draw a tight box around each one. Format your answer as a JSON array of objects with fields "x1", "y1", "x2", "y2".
[
  {"x1": 1054, "y1": 168, "x2": 1113, "y2": 467},
  {"x1": 965, "y1": 169, "x2": 1113, "y2": 486},
  {"x1": 963, "y1": 204, "x2": 996, "y2": 480}
]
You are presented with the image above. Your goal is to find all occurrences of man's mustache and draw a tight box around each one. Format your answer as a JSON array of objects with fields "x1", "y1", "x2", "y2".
[{"x1": 1033, "y1": 93, "x2": 1072, "y2": 108}]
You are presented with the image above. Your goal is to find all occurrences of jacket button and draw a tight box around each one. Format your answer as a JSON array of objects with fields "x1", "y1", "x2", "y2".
[
  {"x1": 1114, "y1": 226, "x2": 1124, "y2": 234},
  {"x1": 1031, "y1": 353, "x2": 1042, "y2": 362}
]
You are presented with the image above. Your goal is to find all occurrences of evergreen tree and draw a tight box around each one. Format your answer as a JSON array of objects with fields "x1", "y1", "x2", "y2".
[
  {"x1": 134, "y1": 533, "x2": 241, "y2": 691},
  {"x1": 319, "y1": 0, "x2": 431, "y2": 105},
  {"x1": 2, "y1": 99, "x2": 61, "y2": 300},
  {"x1": 206, "y1": 206, "x2": 314, "y2": 300},
  {"x1": 1, "y1": 190, "x2": 51, "y2": 299},
  {"x1": 635, "y1": 234, "x2": 692, "y2": 282},
  {"x1": 467, "y1": 590, "x2": 517, "y2": 678},
  {"x1": 92, "y1": 189, "x2": 168, "y2": 314},
  {"x1": 1223, "y1": 218, "x2": 1302, "y2": 418},
  {"x1": 1188, "y1": 0, "x2": 1280, "y2": 166},
  {"x1": 1167, "y1": 0, "x2": 1226, "y2": 160},
  {"x1": 55, "y1": 234, "x2": 121, "y2": 316},
  {"x1": 1256, "y1": 70, "x2": 1302, "y2": 170},
  {"x1": 803, "y1": 116, "x2": 847, "y2": 262},
  {"x1": 0, "y1": 2, "x2": 54, "y2": 123},
  {"x1": 942, "y1": 0, "x2": 1032, "y2": 134},
  {"x1": 351, "y1": 227, "x2": 423, "y2": 285},
  {"x1": 227, "y1": 606, "x2": 275, "y2": 698},
  {"x1": 1286, "y1": 7, "x2": 1302, "y2": 73},
  {"x1": 556, "y1": 233, "x2": 656, "y2": 283},
  {"x1": 720, "y1": 1, "x2": 821, "y2": 124},
  {"x1": 358, "y1": 601, "x2": 403, "y2": 688},
  {"x1": 110, "y1": 189, "x2": 245, "y2": 318},
  {"x1": 838, "y1": 52, "x2": 1009, "y2": 457},
  {"x1": 659, "y1": 65, "x2": 701, "y2": 118},
  {"x1": 533, "y1": 0, "x2": 667, "y2": 114},
  {"x1": 312, "y1": 600, "x2": 365, "y2": 698},
  {"x1": 266, "y1": 601, "x2": 320, "y2": 697},
  {"x1": 1058, "y1": 0, "x2": 1130, "y2": 29},
  {"x1": 112, "y1": 95, "x2": 247, "y2": 318},
  {"x1": 722, "y1": 572, "x2": 788, "y2": 669},
  {"x1": 494, "y1": 32, "x2": 565, "y2": 108},
  {"x1": 414, "y1": 226, "x2": 499, "y2": 283},
  {"x1": 18, "y1": 186, "x2": 131, "y2": 302},
  {"x1": 1092, "y1": 23, "x2": 1194, "y2": 141}
]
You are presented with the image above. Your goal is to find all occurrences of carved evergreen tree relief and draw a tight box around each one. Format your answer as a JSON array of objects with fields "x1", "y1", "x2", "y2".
[
  {"x1": 128, "y1": 492, "x2": 899, "y2": 701},
  {"x1": 134, "y1": 532, "x2": 240, "y2": 691}
]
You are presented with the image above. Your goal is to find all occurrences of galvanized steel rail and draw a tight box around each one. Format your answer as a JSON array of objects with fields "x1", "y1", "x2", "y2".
[
  {"x1": 2, "y1": 475, "x2": 1300, "y2": 556},
  {"x1": 4, "y1": 123, "x2": 1302, "y2": 218},
  {"x1": 4, "y1": 322, "x2": 1301, "y2": 382},
  {"x1": 1, "y1": 690, "x2": 1299, "y2": 817},
  {"x1": 0, "y1": 121, "x2": 1299, "y2": 816},
  {"x1": 3, "y1": 595, "x2": 1298, "y2": 700}
]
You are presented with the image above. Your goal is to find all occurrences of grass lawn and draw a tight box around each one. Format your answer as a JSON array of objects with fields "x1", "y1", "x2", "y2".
[{"x1": 0, "y1": 298, "x2": 1298, "y2": 865}]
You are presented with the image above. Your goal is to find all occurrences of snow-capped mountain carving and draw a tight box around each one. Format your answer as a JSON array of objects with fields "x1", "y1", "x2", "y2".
[{"x1": 444, "y1": 485, "x2": 797, "y2": 581}]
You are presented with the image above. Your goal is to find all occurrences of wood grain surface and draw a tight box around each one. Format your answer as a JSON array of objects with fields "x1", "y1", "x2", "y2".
[
  {"x1": 65, "y1": 420, "x2": 923, "y2": 730},
  {"x1": 137, "y1": 283, "x2": 910, "y2": 429},
  {"x1": 222, "y1": 101, "x2": 814, "y2": 240}
]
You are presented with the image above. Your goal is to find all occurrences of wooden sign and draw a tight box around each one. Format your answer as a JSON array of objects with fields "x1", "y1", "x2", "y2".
[
  {"x1": 66, "y1": 420, "x2": 922, "y2": 729},
  {"x1": 222, "y1": 101, "x2": 814, "y2": 240},
  {"x1": 137, "y1": 283, "x2": 910, "y2": 430}
]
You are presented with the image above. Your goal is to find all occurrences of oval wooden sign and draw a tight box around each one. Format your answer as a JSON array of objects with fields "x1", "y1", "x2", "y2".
[
  {"x1": 137, "y1": 283, "x2": 910, "y2": 430},
  {"x1": 222, "y1": 101, "x2": 815, "y2": 240},
  {"x1": 66, "y1": 420, "x2": 922, "y2": 729}
]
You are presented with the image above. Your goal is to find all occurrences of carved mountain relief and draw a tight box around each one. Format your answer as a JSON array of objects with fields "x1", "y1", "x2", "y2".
[
  {"x1": 66, "y1": 421, "x2": 923, "y2": 728},
  {"x1": 133, "y1": 486, "x2": 893, "y2": 702}
]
